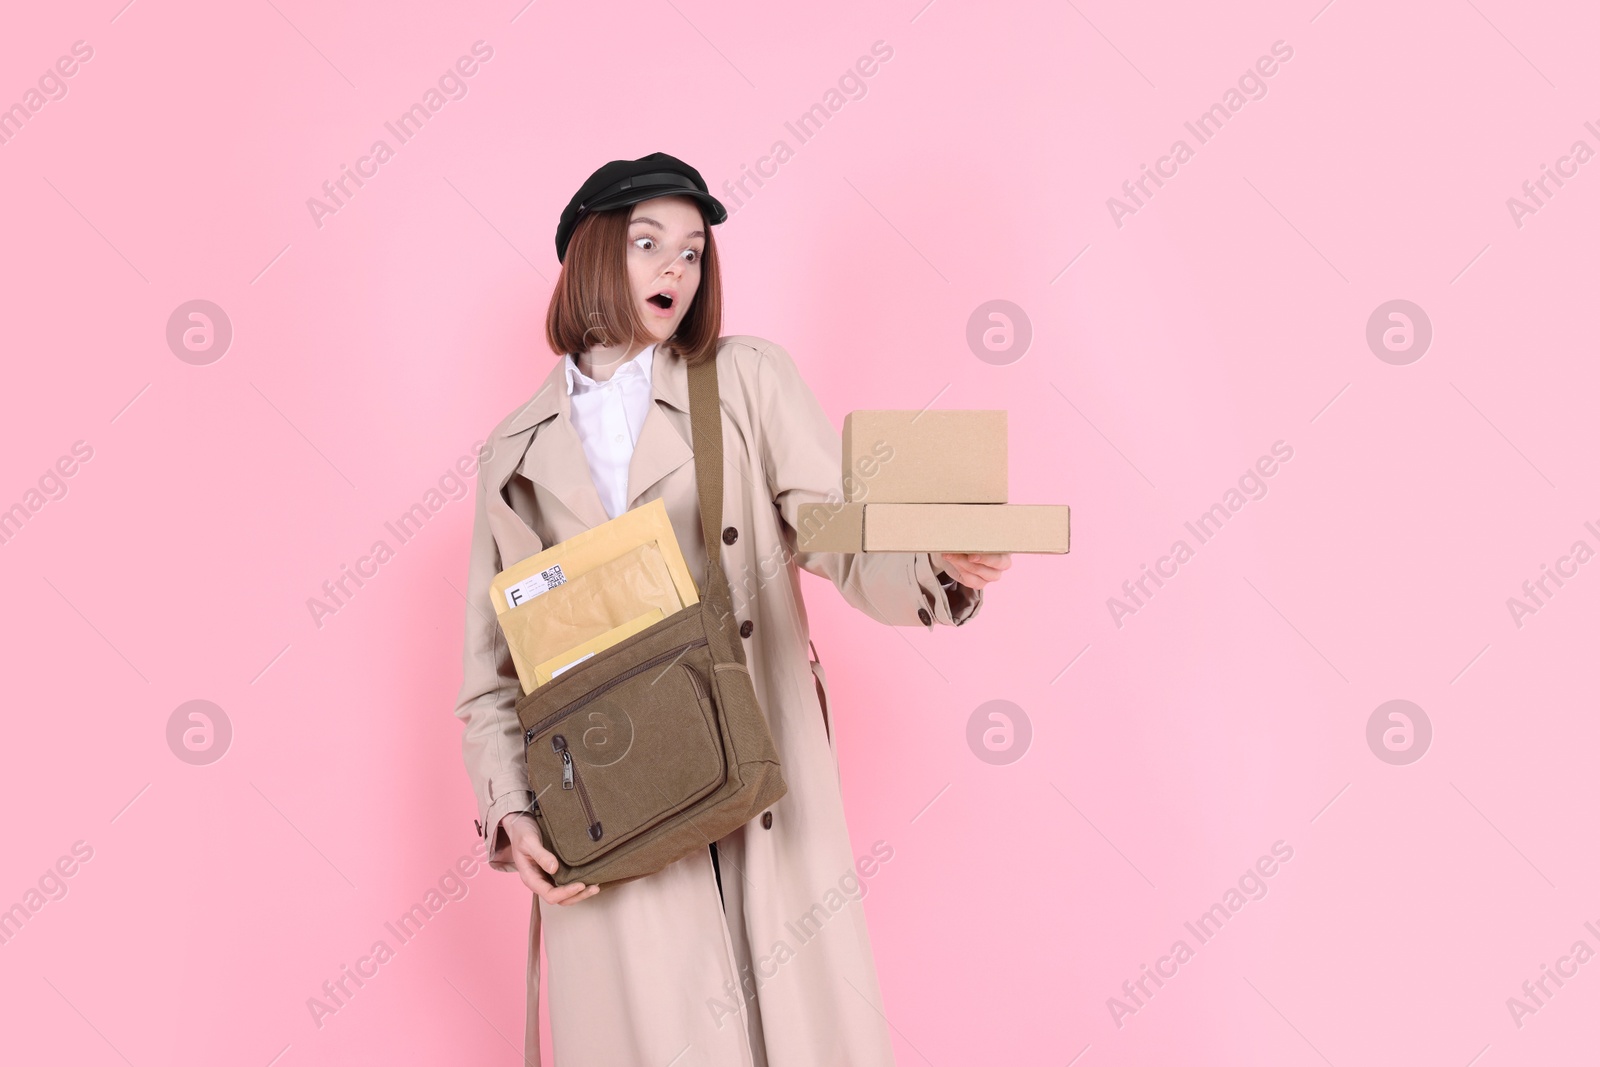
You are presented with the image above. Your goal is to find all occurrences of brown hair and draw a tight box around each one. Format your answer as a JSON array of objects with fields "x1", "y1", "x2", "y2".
[{"x1": 544, "y1": 203, "x2": 724, "y2": 367}]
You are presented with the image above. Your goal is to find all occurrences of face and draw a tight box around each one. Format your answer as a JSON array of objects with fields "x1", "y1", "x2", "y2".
[{"x1": 627, "y1": 196, "x2": 705, "y2": 346}]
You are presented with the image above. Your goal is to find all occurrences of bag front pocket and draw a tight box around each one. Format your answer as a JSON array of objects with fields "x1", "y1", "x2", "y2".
[{"x1": 524, "y1": 637, "x2": 727, "y2": 867}]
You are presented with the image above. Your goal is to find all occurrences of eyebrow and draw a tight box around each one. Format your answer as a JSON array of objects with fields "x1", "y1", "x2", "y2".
[{"x1": 630, "y1": 216, "x2": 705, "y2": 239}]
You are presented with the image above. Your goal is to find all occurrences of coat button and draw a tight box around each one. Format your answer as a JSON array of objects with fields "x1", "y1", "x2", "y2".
[
  {"x1": 739, "y1": 619, "x2": 754, "y2": 638},
  {"x1": 917, "y1": 607, "x2": 932, "y2": 626},
  {"x1": 761, "y1": 811, "x2": 773, "y2": 829},
  {"x1": 722, "y1": 525, "x2": 738, "y2": 545}
]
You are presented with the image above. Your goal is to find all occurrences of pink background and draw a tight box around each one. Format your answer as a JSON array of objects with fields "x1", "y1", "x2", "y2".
[{"x1": 3, "y1": 0, "x2": 1597, "y2": 1064}]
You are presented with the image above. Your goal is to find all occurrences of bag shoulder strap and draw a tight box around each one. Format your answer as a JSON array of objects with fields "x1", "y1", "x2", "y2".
[
  {"x1": 687, "y1": 351, "x2": 723, "y2": 575},
  {"x1": 681, "y1": 350, "x2": 747, "y2": 666}
]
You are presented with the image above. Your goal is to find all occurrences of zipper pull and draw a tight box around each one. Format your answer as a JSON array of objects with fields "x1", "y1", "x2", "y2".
[{"x1": 552, "y1": 734, "x2": 573, "y2": 789}]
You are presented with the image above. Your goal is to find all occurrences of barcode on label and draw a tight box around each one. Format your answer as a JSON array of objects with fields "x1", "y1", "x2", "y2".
[{"x1": 505, "y1": 564, "x2": 567, "y2": 608}]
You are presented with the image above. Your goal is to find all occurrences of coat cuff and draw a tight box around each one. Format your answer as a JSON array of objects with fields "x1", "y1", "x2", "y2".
[
  {"x1": 481, "y1": 789, "x2": 535, "y2": 873},
  {"x1": 915, "y1": 552, "x2": 983, "y2": 628}
]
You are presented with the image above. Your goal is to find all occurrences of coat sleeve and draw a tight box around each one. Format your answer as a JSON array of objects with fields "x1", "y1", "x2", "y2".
[
  {"x1": 453, "y1": 446, "x2": 535, "y2": 874},
  {"x1": 746, "y1": 340, "x2": 983, "y2": 629}
]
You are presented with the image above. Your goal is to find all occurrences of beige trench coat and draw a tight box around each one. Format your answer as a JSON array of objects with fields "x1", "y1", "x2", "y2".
[{"x1": 453, "y1": 335, "x2": 983, "y2": 1066}]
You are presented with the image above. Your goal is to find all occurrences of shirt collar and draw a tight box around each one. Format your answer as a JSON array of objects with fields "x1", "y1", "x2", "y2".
[
  {"x1": 566, "y1": 343, "x2": 656, "y2": 395},
  {"x1": 501, "y1": 339, "x2": 692, "y2": 438}
]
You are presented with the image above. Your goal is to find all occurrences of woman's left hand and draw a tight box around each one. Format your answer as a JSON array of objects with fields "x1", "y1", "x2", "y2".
[{"x1": 933, "y1": 552, "x2": 1012, "y2": 590}]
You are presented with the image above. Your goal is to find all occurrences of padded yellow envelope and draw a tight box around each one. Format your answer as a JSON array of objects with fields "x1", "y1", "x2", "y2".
[
  {"x1": 489, "y1": 497, "x2": 697, "y2": 616},
  {"x1": 490, "y1": 497, "x2": 702, "y2": 693},
  {"x1": 533, "y1": 609, "x2": 665, "y2": 688},
  {"x1": 498, "y1": 542, "x2": 686, "y2": 693}
]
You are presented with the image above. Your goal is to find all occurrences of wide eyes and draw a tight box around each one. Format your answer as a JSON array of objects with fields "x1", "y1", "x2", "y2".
[{"x1": 632, "y1": 236, "x2": 701, "y2": 263}]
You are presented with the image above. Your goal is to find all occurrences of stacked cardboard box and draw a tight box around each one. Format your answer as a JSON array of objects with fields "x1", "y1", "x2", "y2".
[{"x1": 794, "y1": 410, "x2": 1070, "y2": 554}]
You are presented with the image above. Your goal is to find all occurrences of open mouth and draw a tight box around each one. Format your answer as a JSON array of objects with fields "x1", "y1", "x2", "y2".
[{"x1": 646, "y1": 291, "x2": 675, "y2": 310}]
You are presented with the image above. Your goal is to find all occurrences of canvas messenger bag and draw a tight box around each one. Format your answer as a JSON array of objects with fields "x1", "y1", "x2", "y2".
[{"x1": 511, "y1": 353, "x2": 788, "y2": 887}]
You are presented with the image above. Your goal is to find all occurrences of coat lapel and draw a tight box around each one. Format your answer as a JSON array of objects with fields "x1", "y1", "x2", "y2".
[
  {"x1": 513, "y1": 358, "x2": 610, "y2": 531},
  {"x1": 487, "y1": 344, "x2": 697, "y2": 556},
  {"x1": 625, "y1": 344, "x2": 694, "y2": 509}
]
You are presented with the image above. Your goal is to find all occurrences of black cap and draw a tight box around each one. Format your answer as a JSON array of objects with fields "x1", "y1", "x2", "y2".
[{"x1": 555, "y1": 152, "x2": 728, "y2": 263}]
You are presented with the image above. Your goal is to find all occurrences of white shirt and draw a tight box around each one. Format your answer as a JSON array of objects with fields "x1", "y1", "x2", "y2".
[{"x1": 564, "y1": 344, "x2": 656, "y2": 520}]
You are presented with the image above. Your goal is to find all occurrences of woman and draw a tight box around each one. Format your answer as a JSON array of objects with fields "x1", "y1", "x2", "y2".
[{"x1": 454, "y1": 152, "x2": 1010, "y2": 1066}]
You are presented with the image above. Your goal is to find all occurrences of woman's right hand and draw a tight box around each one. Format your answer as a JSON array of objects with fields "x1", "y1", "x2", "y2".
[{"x1": 502, "y1": 812, "x2": 601, "y2": 905}]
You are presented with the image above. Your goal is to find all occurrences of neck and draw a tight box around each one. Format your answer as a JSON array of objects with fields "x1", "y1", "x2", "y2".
[{"x1": 578, "y1": 338, "x2": 657, "y2": 383}]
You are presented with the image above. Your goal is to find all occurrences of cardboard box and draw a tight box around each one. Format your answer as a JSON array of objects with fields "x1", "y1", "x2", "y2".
[
  {"x1": 794, "y1": 502, "x2": 1070, "y2": 554},
  {"x1": 793, "y1": 502, "x2": 866, "y2": 554},
  {"x1": 843, "y1": 410, "x2": 1007, "y2": 503}
]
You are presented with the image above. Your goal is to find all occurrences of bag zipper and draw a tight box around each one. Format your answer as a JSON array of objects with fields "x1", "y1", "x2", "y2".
[
  {"x1": 550, "y1": 733, "x2": 602, "y2": 842},
  {"x1": 523, "y1": 636, "x2": 709, "y2": 746},
  {"x1": 683, "y1": 662, "x2": 709, "y2": 703}
]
